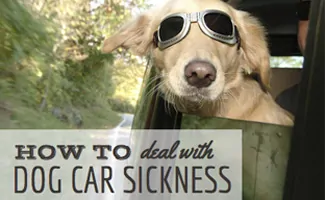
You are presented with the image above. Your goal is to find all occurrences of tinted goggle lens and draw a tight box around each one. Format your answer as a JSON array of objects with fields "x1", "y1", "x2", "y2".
[
  {"x1": 159, "y1": 16, "x2": 184, "y2": 41},
  {"x1": 203, "y1": 13, "x2": 233, "y2": 36}
]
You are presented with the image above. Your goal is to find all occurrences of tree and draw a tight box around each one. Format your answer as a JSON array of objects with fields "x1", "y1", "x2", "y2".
[{"x1": 0, "y1": 0, "x2": 151, "y2": 128}]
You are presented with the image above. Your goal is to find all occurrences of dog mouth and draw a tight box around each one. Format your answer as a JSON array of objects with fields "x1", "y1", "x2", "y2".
[
  {"x1": 163, "y1": 80, "x2": 215, "y2": 102},
  {"x1": 182, "y1": 86, "x2": 216, "y2": 102}
]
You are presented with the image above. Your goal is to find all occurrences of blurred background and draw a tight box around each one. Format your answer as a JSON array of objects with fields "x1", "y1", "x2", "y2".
[{"x1": 0, "y1": 0, "x2": 303, "y2": 129}]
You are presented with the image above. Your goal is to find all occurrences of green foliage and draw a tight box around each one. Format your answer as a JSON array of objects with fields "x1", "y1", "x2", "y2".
[
  {"x1": 0, "y1": 0, "x2": 55, "y2": 109},
  {"x1": 108, "y1": 98, "x2": 135, "y2": 114},
  {"x1": 0, "y1": 0, "x2": 53, "y2": 66},
  {"x1": 0, "y1": 0, "x2": 150, "y2": 128}
]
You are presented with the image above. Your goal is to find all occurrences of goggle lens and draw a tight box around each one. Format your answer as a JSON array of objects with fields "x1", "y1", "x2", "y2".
[
  {"x1": 204, "y1": 13, "x2": 233, "y2": 36},
  {"x1": 159, "y1": 16, "x2": 185, "y2": 41}
]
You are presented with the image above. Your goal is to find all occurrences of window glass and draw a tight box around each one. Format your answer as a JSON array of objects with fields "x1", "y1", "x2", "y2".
[{"x1": 270, "y1": 56, "x2": 304, "y2": 68}]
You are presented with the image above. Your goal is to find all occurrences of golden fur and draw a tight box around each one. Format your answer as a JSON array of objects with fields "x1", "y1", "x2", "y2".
[{"x1": 101, "y1": 0, "x2": 294, "y2": 126}]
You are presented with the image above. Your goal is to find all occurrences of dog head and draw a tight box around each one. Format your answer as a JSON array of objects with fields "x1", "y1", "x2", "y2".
[{"x1": 102, "y1": 0, "x2": 271, "y2": 103}]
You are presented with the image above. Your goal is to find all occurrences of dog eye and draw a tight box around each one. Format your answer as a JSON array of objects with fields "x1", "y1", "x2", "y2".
[
  {"x1": 159, "y1": 16, "x2": 184, "y2": 41},
  {"x1": 204, "y1": 13, "x2": 233, "y2": 36}
]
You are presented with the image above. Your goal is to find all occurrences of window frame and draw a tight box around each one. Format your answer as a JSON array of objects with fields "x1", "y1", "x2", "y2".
[{"x1": 282, "y1": 0, "x2": 324, "y2": 199}]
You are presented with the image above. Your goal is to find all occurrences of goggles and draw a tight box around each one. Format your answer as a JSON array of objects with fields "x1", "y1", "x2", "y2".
[
  {"x1": 153, "y1": 9, "x2": 241, "y2": 50},
  {"x1": 296, "y1": 0, "x2": 311, "y2": 21}
]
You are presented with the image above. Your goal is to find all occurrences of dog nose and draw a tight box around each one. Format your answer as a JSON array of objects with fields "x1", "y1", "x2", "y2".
[{"x1": 184, "y1": 60, "x2": 216, "y2": 88}]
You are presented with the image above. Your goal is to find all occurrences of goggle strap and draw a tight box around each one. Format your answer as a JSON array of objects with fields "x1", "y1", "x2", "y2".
[
  {"x1": 153, "y1": 31, "x2": 158, "y2": 48},
  {"x1": 235, "y1": 25, "x2": 241, "y2": 51}
]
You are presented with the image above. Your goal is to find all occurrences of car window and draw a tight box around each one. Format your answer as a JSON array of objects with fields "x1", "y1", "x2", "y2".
[{"x1": 270, "y1": 56, "x2": 304, "y2": 68}]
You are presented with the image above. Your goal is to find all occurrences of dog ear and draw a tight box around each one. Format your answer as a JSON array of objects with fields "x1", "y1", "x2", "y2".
[
  {"x1": 101, "y1": 13, "x2": 154, "y2": 56},
  {"x1": 235, "y1": 11, "x2": 271, "y2": 90}
]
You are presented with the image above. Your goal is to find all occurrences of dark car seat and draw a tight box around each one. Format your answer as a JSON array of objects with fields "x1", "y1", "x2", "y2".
[{"x1": 270, "y1": 68, "x2": 302, "y2": 115}]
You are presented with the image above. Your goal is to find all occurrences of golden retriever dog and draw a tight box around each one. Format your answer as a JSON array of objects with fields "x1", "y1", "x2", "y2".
[{"x1": 101, "y1": 0, "x2": 294, "y2": 126}]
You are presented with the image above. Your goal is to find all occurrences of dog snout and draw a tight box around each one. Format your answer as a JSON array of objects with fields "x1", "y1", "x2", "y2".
[{"x1": 184, "y1": 60, "x2": 216, "y2": 88}]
